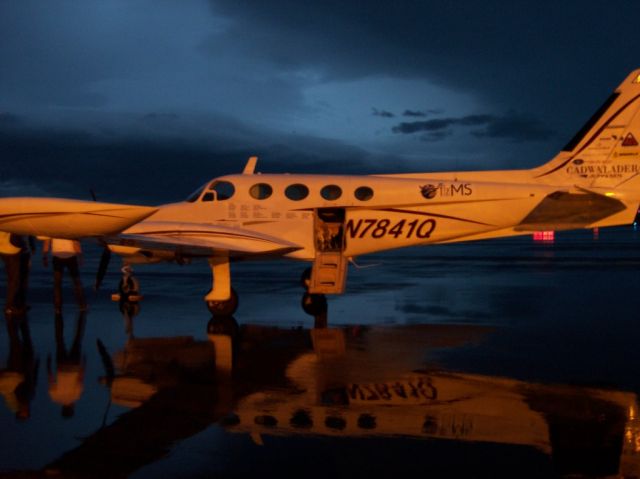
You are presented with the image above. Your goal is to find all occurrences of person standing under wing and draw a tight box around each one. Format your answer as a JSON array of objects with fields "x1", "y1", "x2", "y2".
[{"x1": 42, "y1": 238, "x2": 87, "y2": 314}]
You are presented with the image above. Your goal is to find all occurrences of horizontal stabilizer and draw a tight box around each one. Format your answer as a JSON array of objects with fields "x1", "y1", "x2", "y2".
[
  {"x1": 516, "y1": 190, "x2": 626, "y2": 231},
  {"x1": 0, "y1": 197, "x2": 157, "y2": 238}
]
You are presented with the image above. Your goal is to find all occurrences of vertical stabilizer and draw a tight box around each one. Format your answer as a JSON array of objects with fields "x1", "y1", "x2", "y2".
[{"x1": 533, "y1": 69, "x2": 640, "y2": 189}]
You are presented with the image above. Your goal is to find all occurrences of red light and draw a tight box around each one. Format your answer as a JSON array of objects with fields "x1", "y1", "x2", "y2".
[{"x1": 533, "y1": 231, "x2": 554, "y2": 242}]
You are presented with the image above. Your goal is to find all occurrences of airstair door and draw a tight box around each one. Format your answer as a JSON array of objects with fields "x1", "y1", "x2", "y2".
[{"x1": 309, "y1": 208, "x2": 348, "y2": 294}]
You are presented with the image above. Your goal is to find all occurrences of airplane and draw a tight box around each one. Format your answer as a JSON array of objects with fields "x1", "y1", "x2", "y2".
[{"x1": 2, "y1": 69, "x2": 640, "y2": 316}]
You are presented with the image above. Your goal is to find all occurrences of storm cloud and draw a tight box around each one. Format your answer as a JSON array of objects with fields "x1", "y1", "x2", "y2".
[
  {"x1": 402, "y1": 110, "x2": 427, "y2": 117},
  {"x1": 372, "y1": 108, "x2": 395, "y2": 118},
  {"x1": 0, "y1": 111, "x2": 385, "y2": 203},
  {"x1": 204, "y1": 1, "x2": 638, "y2": 115},
  {"x1": 0, "y1": 1, "x2": 636, "y2": 198},
  {"x1": 392, "y1": 113, "x2": 554, "y2": 142}
]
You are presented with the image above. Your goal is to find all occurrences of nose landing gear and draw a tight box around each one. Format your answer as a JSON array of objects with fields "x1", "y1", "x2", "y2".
[{"x1": 111, "y1": 265, "x2": 143, "y2": 303}]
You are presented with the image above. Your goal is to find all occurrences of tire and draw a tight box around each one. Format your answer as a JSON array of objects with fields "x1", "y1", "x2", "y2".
[
  {"x1": 206, "y1": 288, "x2": 239, "y2": 316},
  {"x1": 301, "y1": 292, "x2": 327, "y2": 316},
  {"x1": 300, "y1": 267, "x2": 312, "y2": 290}
]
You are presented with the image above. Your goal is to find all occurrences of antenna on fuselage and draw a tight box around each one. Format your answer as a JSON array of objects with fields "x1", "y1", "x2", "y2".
[{"x1": 243, "y1": 156, "x2": 258, "y2": 174}]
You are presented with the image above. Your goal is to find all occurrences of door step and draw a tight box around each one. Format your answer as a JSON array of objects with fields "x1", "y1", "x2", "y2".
[{"x1": 309, "y1": 252, "x2": 348, "y2": 294}]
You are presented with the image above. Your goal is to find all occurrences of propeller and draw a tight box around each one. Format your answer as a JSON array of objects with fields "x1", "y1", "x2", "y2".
[
  {"x1": 94, "y1": 246, "x2": 112, "y2": 291},
  {"x1": 90, "y1": 188, "x2": 113, "y2": 292}
]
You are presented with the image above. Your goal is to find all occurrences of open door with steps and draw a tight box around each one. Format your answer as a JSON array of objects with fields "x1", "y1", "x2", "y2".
[{"x1": 308, "y1": 208, "x2": 348, "y2": 294}]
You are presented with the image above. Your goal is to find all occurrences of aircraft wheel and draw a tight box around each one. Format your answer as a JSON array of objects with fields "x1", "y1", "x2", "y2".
[
  {"x1": 206, "y1": 288, "x2": 239, "y2": 316},
  {"x1": 301, "y1": 292, "x2": 327, "y2": 316},
  {"x1": 300, "y1": 267, "x2": 312, "y2": 290},
  {"x1": 207, "y1": 316, "x2": 239, "y2": 336},
  {"x1": 118, "y1": 274, "x2": 140, "y2": 302}
]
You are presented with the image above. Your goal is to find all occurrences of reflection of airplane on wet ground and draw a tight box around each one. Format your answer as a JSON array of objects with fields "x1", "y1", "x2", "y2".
[
  {"x1": 3, "y1": 71, "x2": 640, "y2": 315},
  {"x1": 0, "y1": 313, "x2": 38, "y2": 421},
  {"x1": 22, "y1": 316, "x2": 640, "y2": 479},
  {"x1": 227, "y1": 327, "x2": 640, "y2": 477}
]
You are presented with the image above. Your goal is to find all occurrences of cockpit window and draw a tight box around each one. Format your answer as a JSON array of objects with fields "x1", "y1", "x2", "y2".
[
  {"x1": 250, "y1": 183, "x2": 273, "y2": 200},
  {"x1": 208, "y1": 181, "x2": 235, "y2": 201},
  {"x1": 185, "y1": 183, "x2": 207, "y2": 202},
  {"x1": 285, "y1": 184, "x2": 309, "y2": 201}
]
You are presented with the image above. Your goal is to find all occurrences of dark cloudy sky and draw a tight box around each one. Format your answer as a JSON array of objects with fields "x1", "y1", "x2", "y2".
[{"x1": 1, "y1": 0, "x2": 638, "y2": 203}]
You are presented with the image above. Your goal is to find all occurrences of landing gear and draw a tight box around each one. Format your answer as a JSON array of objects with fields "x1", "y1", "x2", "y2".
[
  {"x1": 205, "y1": 256, "x2": 238, "y2": 316},
  {"x1": 301, "y1": 267, "x2": 327, "y2": 316},
  {"x1": 301, "y1": 292, "x2": 327, "y2": 316},
  {"x1": 109, "y1": 265, "x2": 142, "y2": 338},
  {"x1": 206, "y1": 288, "x2": 239, "y2": 316},
  {"x1": 300, "y1": 267, "x2": 312, "y2": 289},
  {"x1": 111, "y1": 265, "x2": 143, "y2": 303}
]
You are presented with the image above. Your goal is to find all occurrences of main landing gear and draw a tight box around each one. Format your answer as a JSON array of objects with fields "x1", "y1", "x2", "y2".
[
  {"x1": 205, "y1": 257, "x2": 239, "y2": 316},
  {"x1": 300, "y1": 267, "x2": 328, "y2": 317},
  {"x1": 206, "y1": 288, "x2": 238, "y2": 316}
]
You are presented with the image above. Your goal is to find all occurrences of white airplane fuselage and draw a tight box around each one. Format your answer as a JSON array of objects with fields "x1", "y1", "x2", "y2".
[{"x1": 131, "y1": 171, "x2": 638, "y2": 262}]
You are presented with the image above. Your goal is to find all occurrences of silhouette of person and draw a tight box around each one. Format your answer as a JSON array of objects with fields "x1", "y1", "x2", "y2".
[
  {"x1": 0, "y1": 312, "x2": 39, "y2": 420},
  {"x1": 47, "y1": 312, "x2": 87, "y2": 418},
  {"x1": 0, "y1": 233, "x2": 35, "y2": 314},
  {"x1": 42, "y1": 238, "x2": 86, "y2": 314}
]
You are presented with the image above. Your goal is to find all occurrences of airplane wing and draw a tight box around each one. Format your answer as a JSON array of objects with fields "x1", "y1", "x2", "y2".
[
  {"x1": 0, "y1": 197, "x2": 158, "y2": 238},
  {"x1": 111, "y1": 221, "x2": 302, "y2": 258}
]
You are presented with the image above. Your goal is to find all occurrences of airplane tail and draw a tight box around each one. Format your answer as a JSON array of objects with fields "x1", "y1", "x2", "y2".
[
  {"x1": 532, "y1": 69, "x2": 640, "y2": 191},
  {"x1": 517, "y1": 70, "x2": 640, "y2": 231}
]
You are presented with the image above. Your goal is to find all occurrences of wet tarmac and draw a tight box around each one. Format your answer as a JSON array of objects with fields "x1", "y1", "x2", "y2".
[{"x1": 1, "y1": 227, "x2": 640, "y2": 478}]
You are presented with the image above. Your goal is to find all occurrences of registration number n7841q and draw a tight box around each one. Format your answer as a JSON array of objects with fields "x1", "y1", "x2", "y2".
[{"x1": 345, "y1": 218, "x2": 436, "y2": 239}]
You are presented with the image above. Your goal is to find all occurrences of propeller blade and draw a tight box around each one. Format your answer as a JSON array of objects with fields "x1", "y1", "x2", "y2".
[{"x1": 94, "y1": 247, "x2": 112, "y2": 291}]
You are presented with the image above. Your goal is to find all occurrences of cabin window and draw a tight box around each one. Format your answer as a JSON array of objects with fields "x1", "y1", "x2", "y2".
[
  {"x1": 285, "y1": 183, "x2": 309, "y2": 201},
  {"x1": 354, "y1": 186, "x2": 374, "y2": 201},
  {"x1": 320, "y1": 184, "x2": 342, "y2": 201},
  {"x1": 250, "y1": 183, "x2": 273, "y2": 200},
  {"x1": 202, "y1": 192, "x2": 214, "y2": 202},
  {"x1": 208, "y1": 181, "x2": 235, "y2": 200}
]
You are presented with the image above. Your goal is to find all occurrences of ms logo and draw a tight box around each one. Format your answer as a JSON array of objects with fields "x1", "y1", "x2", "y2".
[{"x1": 420, "y1": 184, "x2": 438, "y2": 200}]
